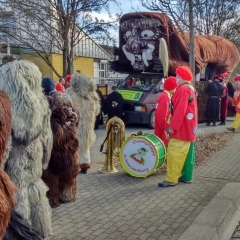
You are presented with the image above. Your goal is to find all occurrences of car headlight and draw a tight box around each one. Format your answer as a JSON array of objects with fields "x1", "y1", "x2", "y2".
[{"x1": 134, "y1": 106, "x2": 146, "y2": 112}]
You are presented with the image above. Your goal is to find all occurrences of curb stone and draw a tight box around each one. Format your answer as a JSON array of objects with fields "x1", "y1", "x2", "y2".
[{"x1": 178, "y1": 183, "x2": 240, "y2": 240}]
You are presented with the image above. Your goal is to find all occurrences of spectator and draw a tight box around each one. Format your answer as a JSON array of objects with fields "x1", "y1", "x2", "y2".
[
  {"x1": 65, "y1": 75, "x2": 71, "y2": 89},
  {"x1": 219, "y1": 78, "x2": 228, "y2": 125},
  {"x1": 56, "y1": 78, "x2": 65, "y2": 93},
  {"x1": 42, "y1": 77, "x2": 56, "y2": 96},
  {"x1": 205, "y1": 75, "x2": 224, "y2": 126},
  {"x1": 126, "y1": 76, "x2": 136, "y2": 86},
  {"x1": 103, "y1": 86, "x2": 125, "y2": 120},
  {"x1": 95, "y1": 86, "x2": 104, "y2": 130}
]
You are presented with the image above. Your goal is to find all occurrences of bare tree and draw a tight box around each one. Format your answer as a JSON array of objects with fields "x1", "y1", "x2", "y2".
[
  {"x1": 191, "y1": 0, "x2": 240, "y2": 47},
  {"x1": 0, "y1": 0, "x2": 120, "y2": 76}
]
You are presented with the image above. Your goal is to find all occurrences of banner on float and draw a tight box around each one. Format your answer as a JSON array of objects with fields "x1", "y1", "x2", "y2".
[{"x1": 118, "y1": 90, "x2": 143, "y2": 101}]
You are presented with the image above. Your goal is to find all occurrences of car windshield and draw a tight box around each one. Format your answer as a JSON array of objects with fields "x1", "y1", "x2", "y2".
[{"x1": 118, "y1": 74, "x2": 161, "y2": 92}]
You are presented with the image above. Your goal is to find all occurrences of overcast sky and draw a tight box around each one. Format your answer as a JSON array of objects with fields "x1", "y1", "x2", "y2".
[{"x1": 112, "y1": 1, "x2": 149, "y2": 15}]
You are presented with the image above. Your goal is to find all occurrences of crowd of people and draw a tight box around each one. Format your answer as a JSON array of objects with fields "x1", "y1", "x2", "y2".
[
  {"x1": 0, "y1": 58, "x2": 101, "y2": 239},
  {"x1": 154, "y1": 68, "x2": 240, "y2": 187},
  {"x1": 155, "y1": 66, "x2": 198, "y2": 188},
  {"x1": 90, "y1": 66, "x2": 239, "y2": 189},
  {"x1": 1, "y1": 54, "x2": 240, "y2": 239}
]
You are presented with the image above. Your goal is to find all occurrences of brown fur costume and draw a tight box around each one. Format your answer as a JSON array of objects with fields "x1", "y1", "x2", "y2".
[
  {"x1": 119, "y1": 12, "x2": 240, "y2": 76},
  {"x1": 42, "y1": 92, "x2": 80, "y2": 208},
  {"x1": 0, "y1": 90, "x2": 17, "y2": 239},
  {"x1": 66, "y1": 73, "x2": 100, "y2": 172}
]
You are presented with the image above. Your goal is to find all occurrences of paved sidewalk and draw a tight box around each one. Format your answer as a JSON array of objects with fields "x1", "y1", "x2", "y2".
[{"x1": 47, "y1": 120, "x2": 240, "y2": 240}]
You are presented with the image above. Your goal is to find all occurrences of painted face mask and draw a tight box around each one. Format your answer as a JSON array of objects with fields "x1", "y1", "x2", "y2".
[{"x1": 120, "y1": 17, "x2": 163, "y2": 71}]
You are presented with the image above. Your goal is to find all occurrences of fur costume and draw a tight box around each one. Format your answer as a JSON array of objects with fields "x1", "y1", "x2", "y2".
[
  {"x1": 41, "y1": 91, "x2": 80, "y2": 208},
  {"x1": 0, "y1": 60, "x2": 53, "y2": 238},
  {"x1": 66, "y1": 73, "x2": 100, "y2": 172},
  {"x1": 0, "y1": 90, "x2": 17, "y2": 239}
]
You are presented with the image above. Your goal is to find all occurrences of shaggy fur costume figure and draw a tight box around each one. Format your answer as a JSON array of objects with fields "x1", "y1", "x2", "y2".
[
  {"x1": 66, "y1": 73, "x2": 100, "y2": 173},
  {"x1": 0, "y1": 60, "x2": 53, "y2": 238},
  {"x1": 42, "y1": 91, "x2": 80, "y2": 208},
  {"x1": 0, "y1": 90, "x2": 17, "y2": 239}
]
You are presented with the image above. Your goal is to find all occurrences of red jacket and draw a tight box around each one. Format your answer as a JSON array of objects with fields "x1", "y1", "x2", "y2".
[
  {"x1": 169, "y1": 83, "x2": 198, "y2": 142},
  {"x1": 154, "y1": 90, "x2": 171, "y2": 145},
  {"x1": 56, "y1": 83, "x2": 65, "y2": 93},
  {"x1": 232, "y1": 91, "x2": 240, "y2": 114}
]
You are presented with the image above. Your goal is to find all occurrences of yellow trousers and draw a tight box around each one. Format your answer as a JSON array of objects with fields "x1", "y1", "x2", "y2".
[
  {"x1": 232, "y1": 113, "x2": 240, "y2": 129},
  {"x1": 165, "y1": 139, "x2": 191, "y2": 184}
]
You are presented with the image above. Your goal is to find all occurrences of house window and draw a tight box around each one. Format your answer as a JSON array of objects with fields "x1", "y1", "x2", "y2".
[{"x1": 99, "y1": 62, "x2": 108, "y2": 78}]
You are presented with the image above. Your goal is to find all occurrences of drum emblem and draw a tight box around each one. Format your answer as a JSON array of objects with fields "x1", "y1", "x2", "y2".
[
  {"x1": 120, "y1": 134, "x2": 166, "y2": 178},
  {"x1": 130, "y1": 147, "x2": 148, "y2": 165}
]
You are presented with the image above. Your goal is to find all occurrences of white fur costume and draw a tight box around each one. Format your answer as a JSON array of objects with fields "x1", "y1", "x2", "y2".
[
  {"x1": 66, "y1": 73, "x2": 100, "y2": 170},
  {"x1": 0, "y1": 60, "x2": 53, "y2": 237}
]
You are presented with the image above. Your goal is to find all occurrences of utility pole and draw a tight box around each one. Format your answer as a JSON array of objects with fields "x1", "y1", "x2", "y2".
[
  {"x1": 6, "y1": 37, "x2": 10, "y2": 54},
  {"x1": 188, "y1": 0, "x2": 195, "y2": 85}
]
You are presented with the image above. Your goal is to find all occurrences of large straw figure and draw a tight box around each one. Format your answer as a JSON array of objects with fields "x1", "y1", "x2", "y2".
[
  {"x1": 0, "y1": 60, "x2": 53, "y2": 237},
  {"x1": 66, "y1": 73, "x2": 100, "y2": 173}
]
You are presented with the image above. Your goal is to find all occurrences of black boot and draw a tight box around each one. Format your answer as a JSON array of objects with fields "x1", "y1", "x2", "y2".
[
  {"x1": 219, "y1": 117, "x2": 225, "y2": 125},
  {"x1": 79, "y1": 168, "x2": 88, "y2": 174}
]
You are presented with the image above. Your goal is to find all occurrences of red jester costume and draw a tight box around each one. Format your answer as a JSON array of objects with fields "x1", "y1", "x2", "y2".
[
  {"x1": 154, "y1": 77, "x2": 178, "y2": 146},
  {"x1": 228, "y1": 75, "x2": 240, "y2": 132},
  {"x1": 158, "y1": 66, "x2": 198, "y2": 188}
]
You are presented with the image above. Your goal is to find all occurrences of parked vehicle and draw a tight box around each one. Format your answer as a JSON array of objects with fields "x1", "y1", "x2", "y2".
[{"x1": 118, "y1": 73, "x2": 164, "y2": 129}]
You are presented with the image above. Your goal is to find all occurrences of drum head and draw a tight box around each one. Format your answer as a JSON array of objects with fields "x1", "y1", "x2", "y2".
[{"x1": 120, "y1": 135, "x2": 160, "y2": 178}]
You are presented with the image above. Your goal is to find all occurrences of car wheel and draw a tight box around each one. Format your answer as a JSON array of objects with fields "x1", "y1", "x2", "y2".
[{"x1": 148, "y1": 110, "x2": 155, "y2": 129}]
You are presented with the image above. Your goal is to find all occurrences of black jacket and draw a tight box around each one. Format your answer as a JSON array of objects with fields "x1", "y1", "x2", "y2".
[{"x1": 103, "y1": 91, "x2": 125, "y2": 119}]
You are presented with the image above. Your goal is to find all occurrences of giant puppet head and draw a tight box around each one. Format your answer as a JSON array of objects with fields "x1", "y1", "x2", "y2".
[
  {"x1": 119, "y1": 12, "x2": 239, "y2": 77},
  {"x1": 119, "y1": 12, "x2": 169, "y2": 76}
]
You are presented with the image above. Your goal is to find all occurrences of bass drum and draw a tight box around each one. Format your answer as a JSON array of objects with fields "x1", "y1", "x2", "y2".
[{"x1": 120, "y1": 133, "x2": 166, "y2": 178}]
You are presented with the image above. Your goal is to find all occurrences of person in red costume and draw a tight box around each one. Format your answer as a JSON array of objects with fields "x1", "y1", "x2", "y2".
[
  {"x1": 227, "y1": 75, "x2": 240, "y2": 132},
  {"x1": 154, "y1": 76, "x2": 178, "y2": 146},
  {"x1": 56, "y1": 78, "x2": 65, "y2": 93},
  {"x1": 158, "y1": 66, "x2": 198, "y2": 188},
  {"x1": 65, "y1": 75, "x2": 72, "y2": 89}
]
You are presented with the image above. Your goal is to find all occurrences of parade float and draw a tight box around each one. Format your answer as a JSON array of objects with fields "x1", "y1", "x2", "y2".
[{"x1": 110, "y1": 12, "x2": 240, "y2": 126}]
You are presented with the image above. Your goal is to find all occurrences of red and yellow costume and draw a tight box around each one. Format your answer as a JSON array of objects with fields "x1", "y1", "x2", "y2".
[
  {"x1": 228, "y1": 76, "x2": 240, "y2": 132},
  {"x1": 159, "y1": 66, "x2": 198, "y2": 187},
  {"x1": 154, "y1": 77, "x2": 178, "y2": 145}
]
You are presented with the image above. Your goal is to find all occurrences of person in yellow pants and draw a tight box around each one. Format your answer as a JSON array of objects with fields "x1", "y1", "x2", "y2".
[
  {"x1": 158, "y1": 66, "x2": 198, "y2": 188},
  {"x1": 228, "y1": 75, "x2": 240, "y2": 133}
]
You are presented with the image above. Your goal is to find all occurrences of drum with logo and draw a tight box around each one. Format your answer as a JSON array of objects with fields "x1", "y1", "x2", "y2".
[{"x1": 120, "y1": 133, "x2": 166, "y2": 178}]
